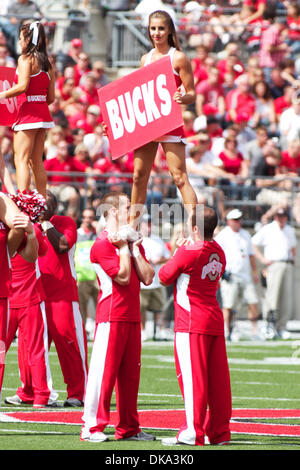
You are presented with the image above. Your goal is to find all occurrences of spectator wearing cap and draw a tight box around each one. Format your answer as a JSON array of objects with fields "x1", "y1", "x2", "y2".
[
  {"x1": 225, "y1": 74, "x2": 256, "y2": 124},
  {"x1": 61, "y1": 38, "x2": 83, "y2": 71},
  {"x1": 215, "y1": 208, "x2": 260, "y2": 340},
  {"x1": 252, "y1": 207, "x2": 296, "y2": 339},
  {"x1": 259, "y1": 16, "x2": 290, "y2": 83},
  {"x1": 88, "y1": 61, "x2": 110, "y2": 89},
  {"x1": 77, "y1": 105, "x2": 102, "y2": 135}
]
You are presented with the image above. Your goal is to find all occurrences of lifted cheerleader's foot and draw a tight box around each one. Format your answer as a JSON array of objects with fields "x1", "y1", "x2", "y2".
[{"x1": 117, "y1": 224, "x2": 140, "y2": 242}]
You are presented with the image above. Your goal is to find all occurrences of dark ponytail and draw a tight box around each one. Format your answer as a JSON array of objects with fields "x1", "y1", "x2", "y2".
[{"x1": 19, "y1": 22, "x2": 52, "y2": 72}]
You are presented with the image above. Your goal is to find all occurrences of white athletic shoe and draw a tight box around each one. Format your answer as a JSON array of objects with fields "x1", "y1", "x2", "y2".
[
  {"x1": 161, "y1": 437, "x2": 181, "y2": 446},
  {"x1": 4, "y1": 395, "x2": 31, "y2": 406},
  {"x1": 80, "y1": 430, "x2": 109, "y2": 443}
]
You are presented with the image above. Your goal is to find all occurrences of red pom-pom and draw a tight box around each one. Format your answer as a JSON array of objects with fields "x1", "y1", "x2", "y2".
[{"x1": 9, "y1": 190, "x2": 47, "y2": 223}]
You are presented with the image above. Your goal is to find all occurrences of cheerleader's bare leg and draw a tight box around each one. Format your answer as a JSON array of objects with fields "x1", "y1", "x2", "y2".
[
  {"x1": 30, "y1": 128, "x2": 47, "y2": 198},
  {"x1": 13, "y1": 129, "x2": 35, "y2": 193},
  {"x1": 130, "y1": 141, "x2": 159, "y2": 228},
  {"x1": 162, "y1": 141, "x2": 197, "y2": 215}
]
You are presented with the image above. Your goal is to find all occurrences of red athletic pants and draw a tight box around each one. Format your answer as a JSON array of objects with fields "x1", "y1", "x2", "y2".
[
  {"x1": 82, "y1": 321, "x2": 141, "y2": 439},
  {"x1": 0, "y1": 298, "x2": 8, "y2": 404},
  {"x1": 6, "y1": 301, "x2": 57, "y2": 406},
  {"x1": 45, "y1": 300, "x2": 88, "y2": 401},
  {"x1": 174, "y1": 332, "x2": 232, "y2": 445}
]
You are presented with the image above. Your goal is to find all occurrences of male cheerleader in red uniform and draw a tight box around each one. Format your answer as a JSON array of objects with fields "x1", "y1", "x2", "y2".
[
  {"x1": 159, "y1": 205, "x2": 232, "y2": 446},
  {"x1": 0, "y1": 192, "x2": 38, "y2": 411},
  {"x1": 38, "y1": 191, "x2": 88, "y2": 407},
  {"x1": 81, "y1": 191, "x2": 155, "y2": 443},
  {"x1": 5, "y1": 224, "x2": 58, "y2": 408}
]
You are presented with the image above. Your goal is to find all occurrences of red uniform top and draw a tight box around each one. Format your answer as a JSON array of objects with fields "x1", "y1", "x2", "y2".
[
  {"x1": 38, "y1": 215, "x2": 79, "y2": 302},
  {"x1": 9, "y1": 225, "x2": 48, "y2": 308},
  {"x1": 159, "y1": 240, "x2": 226, "y2": 335},
  {"x1": 13, "y1": 70, "x2": 54, "y2": 131},
  {"x1": 145, "y1": 48, "x2": 184, "y2": 138},
  {"x1": 91, "y1": 230, "x2": 147, "y2": 324},
  {"x1": 0, "y1": 221, "x2": 10, "y2": 298}
]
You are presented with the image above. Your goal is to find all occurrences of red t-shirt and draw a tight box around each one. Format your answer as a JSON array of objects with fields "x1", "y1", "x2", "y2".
[
  {"x1": 274, "y1": 96, "x2": 291, "y2": 115},
  {"x1": 195, "y1": 79, "x2": 224, "y2": 108},
  {"x1": 38, "y1": 215, "x2": 79, "y2": 302},
  {"x1": 44, "y1": 156, "x2": 79, "y2": 184},
  {"x1": 225, "y1": 89, "x2": 256, "y2": 120},
  {"x1": 90, "y1": 230, "x2": 147, "y2": 324},
  {"x1": 219, "y1": 151, "x2": 244, "y2": 175},
  {"x1": 159, "y1": 240, "x2": 226, "y2": 335},
  {"x1": 9, "y1": 225, "x2": 48, "y2": 308},
  {"x1": 280, "y1": 151, "x2": 300, "y2": 171}
]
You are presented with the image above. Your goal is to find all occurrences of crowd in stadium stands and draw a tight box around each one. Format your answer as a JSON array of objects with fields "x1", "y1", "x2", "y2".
[{"x1": 0, "y1": 1, "x2": 300, "y2": 227}]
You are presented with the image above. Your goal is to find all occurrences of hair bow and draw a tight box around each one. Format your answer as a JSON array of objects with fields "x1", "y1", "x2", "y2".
[{"x1": 29, "y1": 21, "x2": 39, "y2": 45}]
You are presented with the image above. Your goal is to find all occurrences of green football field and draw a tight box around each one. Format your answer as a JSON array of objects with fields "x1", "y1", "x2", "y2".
[{"x1": 1, "y1": 337, "x2": 300, "y2": 453}]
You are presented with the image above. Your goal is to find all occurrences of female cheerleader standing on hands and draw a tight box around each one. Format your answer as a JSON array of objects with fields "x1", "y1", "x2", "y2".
[
  {"x1": 125, "y1": 10, "x2": 197, "y2": 239},
  {"x1": 0, "y1": 21, "x2": 55, "y2": 221}
]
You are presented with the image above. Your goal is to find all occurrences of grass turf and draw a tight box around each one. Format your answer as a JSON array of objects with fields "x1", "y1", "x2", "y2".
[{"x1": 1, "y1": 338, "x2": 300, "y2": 451}]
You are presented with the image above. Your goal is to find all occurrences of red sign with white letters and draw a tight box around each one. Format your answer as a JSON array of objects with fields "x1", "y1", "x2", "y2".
[
  {"x1": 98, "y1": 56, "x2": 183, "y2": 160},
  {"x1": 0, "y1": 67, "x2": 19, "y2": 126}
]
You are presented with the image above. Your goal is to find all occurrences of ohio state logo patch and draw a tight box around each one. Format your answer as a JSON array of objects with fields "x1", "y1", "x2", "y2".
[{"x1": 201, "y1": 253, "x2": 223, "y2": 281}]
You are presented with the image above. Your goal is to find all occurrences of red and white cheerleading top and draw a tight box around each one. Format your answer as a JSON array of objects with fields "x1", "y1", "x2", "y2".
[
  {"x1": 0, "y1": 220, "x2": 10, "y2": 298},
  {"x1": 9, "y1": 225, "x2": 48, "y2": 308},
  {"x1": 159, "y1": 239, "x2": 226, "y2": 335},
  {"x1": 90, "y1": 230, "x2": 146, "y2": 324},
  {"x1": 145, "y1": 47, "x2": 185, "y2": 141},
  {"x1": 12, "y1": 69, "x2": 54, "y2": 131},
  {"x1": 38, "y1": 215, "x2": 79, "y2": 302}
]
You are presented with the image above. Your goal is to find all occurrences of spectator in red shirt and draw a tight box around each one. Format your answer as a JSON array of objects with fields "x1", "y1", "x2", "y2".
[
  {"x1": 77, "y1": 105, "x2": 102, "y2": 135},
  {"x1": 183, "y1": 110, "x2": 197, "y2": 139},
  {"x1": 286, "y1": 2, "x2": 300, "y2": 58},
  {"x1": 78, "y1": 73, "x2": 99, "y2": 106},
  {"x1": 219, "y1": 137, "x2": 247, "y2": 177},
  {"x1": 242, "y1": 0, "x2": 267, "y2": 24},
  {"x1": 67, "y1": 95, "x2": 90, "y2": 130},
  {"x1": 195, "y1": 67, "x2": 225, "y2": 118},
  {"x1": 191, "y1": 45, "x2": 209, "y2": 83},
  {"x1": 225, "y1": 73, "x2": 256, "y2": 123},
  {"x1": 274, "y1": 85, "x2": 294, "y2": 119},
  {"x1": 217, "y1": 52, "x2": 244, "y2": 83},
  {"x1": 280, "y1": 139, "x2": 300, "y2": 174},
  {"x1": 259, "y1": 17, "x2": 289, "y2": 82},
  {"x1": 44, "y1": 140, "x2": 80, "y2": 218},
  {"x1": 193, "y1": 55, "x2": 216, "y2": 89},
  {"x1": 73, "y1": 52, "x2": 91, "y2": 86}
]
